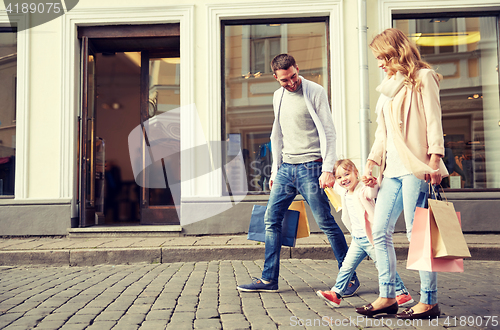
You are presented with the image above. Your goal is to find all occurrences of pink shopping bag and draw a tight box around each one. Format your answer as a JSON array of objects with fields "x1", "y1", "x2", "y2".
[{"x1": 406, "y1": 207, "x2": 464, "y2": 273}]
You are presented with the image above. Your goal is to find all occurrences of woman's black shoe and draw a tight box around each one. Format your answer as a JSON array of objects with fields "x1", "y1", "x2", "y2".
[
  {"x1": 355, "y1": 302, "x2": 398, "y2": 317},
  {"x1": 397, "y1": 304, "x2": 440, "y2": 320}
]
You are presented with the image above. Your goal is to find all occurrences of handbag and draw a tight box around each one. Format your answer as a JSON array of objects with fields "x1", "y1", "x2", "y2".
[
  {"x1": 289, "y1": 200, "x2": 310, "y2": 238},
  {"x1": 247, "y1": 205, "x2": 300, "y2": 247},
  {"x1": 406, "y1": 206, "x2": 464, "y2": 273},
  {"x1": 324, "y1": 187, "x2": 342, "y2": 212},
  {"x1": 428, "y1": 185, "x2": 471, "y2": 259}
]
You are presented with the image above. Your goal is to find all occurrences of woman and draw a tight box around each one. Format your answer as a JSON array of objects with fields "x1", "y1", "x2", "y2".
[{"x1": 356, "y1": 28, "x2": 448, "y2": 320}]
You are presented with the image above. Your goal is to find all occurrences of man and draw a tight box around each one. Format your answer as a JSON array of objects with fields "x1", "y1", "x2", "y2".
[{"x1": 237, "y1": 54, "x2": 360, "y2": 295}]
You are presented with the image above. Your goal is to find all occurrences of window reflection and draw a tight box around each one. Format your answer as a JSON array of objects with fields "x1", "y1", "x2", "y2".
[
  {"x1": 0, "y1": 28, "x2": 17, "y2": 196},
  {"x1": 147, "y1": 57, "x2": 180, "y2": 206},
  {"x1": 223, "y1": 21, "x2": 329, "y2": 194},
  {"x1": 394, "y1": 16, "x2": 500, "y2": 189}
]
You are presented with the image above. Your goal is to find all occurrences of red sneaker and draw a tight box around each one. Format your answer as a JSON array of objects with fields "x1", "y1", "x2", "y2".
[
  {"x1": 396, "y1": 292, "x2": 415, "y2": 307},
  {"x1": 316, "y1": 290, "x2": 341, "y2": 307}
]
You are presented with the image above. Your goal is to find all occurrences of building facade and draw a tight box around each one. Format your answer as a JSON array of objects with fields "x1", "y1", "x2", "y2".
[{"x1": 1, "y1": 0, "x2": 499, "y2": 236}]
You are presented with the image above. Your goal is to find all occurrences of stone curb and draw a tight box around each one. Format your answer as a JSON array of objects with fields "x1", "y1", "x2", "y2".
[{"x1": 0, "y1": 244, "x2": 496, "y2": 266}]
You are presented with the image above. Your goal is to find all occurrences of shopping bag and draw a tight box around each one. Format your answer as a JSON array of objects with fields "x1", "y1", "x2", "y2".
[
  {"x1": 429, "y1": 198, "x2": 471, "y2": 259},
  {"x1": 324, "y1": 187, "x2": 342, "y2": 212},
  {"x1": 406, "y1": 207, "x2": 464, "y2": 272},
  {"x1": 289, "y1": 200, "x2": 310, "y2": 238},
  {"x1": 247, "y1": 205, "x2": 300, "y2": 247}
]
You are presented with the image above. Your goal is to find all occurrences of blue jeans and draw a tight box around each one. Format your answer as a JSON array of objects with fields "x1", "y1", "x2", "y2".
[
  {"x1": 332, "y1": 236, "x2": 408, "y2": 297},
  {"x1": 372, "y1": 174, "x2": 438, "y2": 304},
  {"x1": 261, "y1": 162, "x2": 351, "y2": 283}
]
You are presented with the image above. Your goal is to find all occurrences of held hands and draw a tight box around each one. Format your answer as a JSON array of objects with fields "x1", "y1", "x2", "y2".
[
  {"x1": 362, "y1": 160, "x2": 378, "y2": 188},
  {"x1": 319, "y1": 171, "x2": 335, "y2": 189}
]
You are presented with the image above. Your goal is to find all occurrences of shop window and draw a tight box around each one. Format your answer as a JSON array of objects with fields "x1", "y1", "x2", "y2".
[
  {"x1": 394, "y1": 15, "x2": 500, "y2": 190},
  {"x1": 222, "y1": 19, "x2": 329, "y2": 194},
  {"x1": 0, "y1": 27, "x2": 16, "y2": 196}
]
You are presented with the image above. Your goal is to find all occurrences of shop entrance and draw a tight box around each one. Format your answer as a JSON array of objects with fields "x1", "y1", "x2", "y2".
[{"x1": 78, "y1": 24, "x2": 181, "y2": 227}]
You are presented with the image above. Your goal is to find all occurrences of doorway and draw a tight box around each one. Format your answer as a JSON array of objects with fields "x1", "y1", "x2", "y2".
[{"x1": 77, "y1": 24, "x2": 181, "y2": 227}]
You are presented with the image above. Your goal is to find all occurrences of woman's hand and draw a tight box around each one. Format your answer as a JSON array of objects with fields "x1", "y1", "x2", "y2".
[
  {"x1": 362, "y1": 160, "x2": 378, "y2": 188},
  {"x1": 425, "y1": 154, "x2": 442, "y2": 185}
]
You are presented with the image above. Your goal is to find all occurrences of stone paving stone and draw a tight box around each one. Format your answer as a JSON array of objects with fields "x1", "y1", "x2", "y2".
[
  {"x1": 85, "y1": 320, "x2": 116, "y2": 330},
  {"x1": 94, "y1": 311, "x2": 125, "y2": 322},
  {"x1": 0, "y1": 312, "x2": 23, "y2": 328},
  {"x1": 59, "y1": 323, "x2": 88, "y2": 330},
  {"x1": 176, "y1": 303, "x2": 198, "y2": 312},
  {"x1": 196, "y1": 308, "x2": 219, "y2": 319},
  {"x1": 138, "y1": 320, "x2": 168, "y2": 330},
  {"x1": 169, "y1": 311, "x2": 195, "y2": 323},
  {"x1": 7, "y1": 301, "x2": 43, "y2": 313},
  {"x1": 119, "y1": 313, "x2": 146, "y2": 325},
  {"x1": 163, "y1": 237, "x2": 198, "y2": 246},
  {"x1": 32, "y1": 319, "x2": 67, "y2": 329},
  {"x1": 151, "y1": 298, "x2": 177, "y2": 310},
  {"x1": 5, "y1": 314, "x2": 44, "y2": 328},
  {"x1": 75, "y1": 307, "x2": 105, "y2": 315},
  {"x1": 145, "y1": 309, "x2": 173, "y2": 321},
  {"x1": 218, "y1": 303, "x2": 242, "y2": 314},
  {"x1": 220, "y1": 313, "x2": 250, "y2": 329},
  {"x1": 65, "y1": 313, "x2": 95, "y2": 324},
  {"x1": 193, "y1": 318, "x2": 222, "y2": 329},
  {"x1": 165, "y1": 321, "x2": 193, "y2": 329},
  {"x1": 127, "y1": 304, "x2": 151, "y2": 315},
  {"x1": 2, "y1": 325, "x2": 32, "y2": 330},
  {"x1": 41, "y1": 312, "x2": 74, "y2": 322}
]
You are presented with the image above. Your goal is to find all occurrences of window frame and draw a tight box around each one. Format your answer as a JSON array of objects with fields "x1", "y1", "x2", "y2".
[
  {"x1": 221, "y1": 17, "x2": 331, "y2": 195},
  {"x1": 207, "y1": 1, "x2": 346, "y2": 198}
]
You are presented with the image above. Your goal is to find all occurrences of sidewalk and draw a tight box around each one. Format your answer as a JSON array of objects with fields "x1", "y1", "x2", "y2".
[{"x1": 0, "y1": 233, "x2": 498, "y2": 267}]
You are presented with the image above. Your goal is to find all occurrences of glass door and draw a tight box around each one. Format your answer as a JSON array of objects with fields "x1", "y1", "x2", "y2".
[
  {"x1": 139, "y1": 51, "x2": 181, "y2": 225},
  {"x1": 79, "y1": 36, "x2": 97, "y2": 227}
]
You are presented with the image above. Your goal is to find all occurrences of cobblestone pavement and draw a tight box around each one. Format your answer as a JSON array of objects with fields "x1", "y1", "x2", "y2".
[{"x1": 0, "y1": 260, "x2": 498, "y2": 330}]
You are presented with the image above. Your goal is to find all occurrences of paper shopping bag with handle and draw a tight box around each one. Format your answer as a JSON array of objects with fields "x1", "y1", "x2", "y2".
[
  {"x1": 324, "y1": 187, "x2": 342, "y2": 212},
  {"x1": 428, "y1": 193, "x2": 471, "y2": 259},
  {"x1": 247, "y1": 205, "x2": 300, "y2": 247},
  {"x1": 407, "y1": 207, "x2": 464, "y2": 272},
  {"x1": 289, "y1": 200, "x2": 310, "y2": 238}
]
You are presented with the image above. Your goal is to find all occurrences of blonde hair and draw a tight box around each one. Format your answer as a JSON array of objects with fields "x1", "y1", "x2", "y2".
[
  {"x1": 369, "y1": 28, "x2": 431, "y2": 91},
  {"x1": 333, "y1": 159, "x2": 359, "y2": 177}
]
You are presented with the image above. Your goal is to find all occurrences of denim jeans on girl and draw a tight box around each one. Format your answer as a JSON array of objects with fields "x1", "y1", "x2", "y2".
[
  {"x1": 332, "y1": 236, "x2": 408, "y2": 296},
  {"x1": 261, "y1": 162, "x2": 351, "y2": 283},
  {"x1": 371, "y1": 174, "x2": 438, "y2": 304}
]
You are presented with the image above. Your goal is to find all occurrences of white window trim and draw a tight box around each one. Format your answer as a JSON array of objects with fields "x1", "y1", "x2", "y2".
[
  {"x1": 61, "y1": 6, "x2": 195, "y2": 211},
  {"x1": 379, "y1": 0, "x2": 500, "y2": 28},
  {"x1": 0, "y1": 14, "x2": 29, "y2": 199},
  {"x1": 206, "y1": 1, "x2": 345, "y2": 197}
]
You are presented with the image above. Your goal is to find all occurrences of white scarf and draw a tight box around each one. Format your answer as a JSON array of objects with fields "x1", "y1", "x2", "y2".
[{"x1": 374, "y1": 71, "x2": 406, "y2": 115}]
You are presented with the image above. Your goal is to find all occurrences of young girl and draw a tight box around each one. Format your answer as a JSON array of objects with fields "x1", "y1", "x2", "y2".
[{"x1": 316, "y1": 159, "x2": 413, "y2": 309}]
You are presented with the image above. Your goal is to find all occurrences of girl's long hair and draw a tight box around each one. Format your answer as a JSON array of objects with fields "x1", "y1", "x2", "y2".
[{"x1": 370, "y1": 28, "x2": 432, "y2": 91}]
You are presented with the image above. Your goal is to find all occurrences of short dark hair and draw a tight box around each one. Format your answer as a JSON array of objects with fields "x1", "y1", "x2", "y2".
[{"x1": 270, "y1": 54, "x2": 296, "y2": 74}]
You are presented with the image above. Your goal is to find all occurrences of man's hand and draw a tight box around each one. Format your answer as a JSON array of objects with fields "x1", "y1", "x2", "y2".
[{"x1": 319, "y1": 171, "x2": 335, "y2": 189}]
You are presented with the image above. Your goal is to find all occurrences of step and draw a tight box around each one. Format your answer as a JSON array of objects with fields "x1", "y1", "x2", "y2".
[{"x1": 68, "y1": 225, "x2": 183, "y2": 238}]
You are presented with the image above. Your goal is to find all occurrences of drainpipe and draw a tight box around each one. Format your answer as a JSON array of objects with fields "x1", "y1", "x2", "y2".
[{"x1": 358, "y1": 0, "x2": 370, "y2": 164}]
